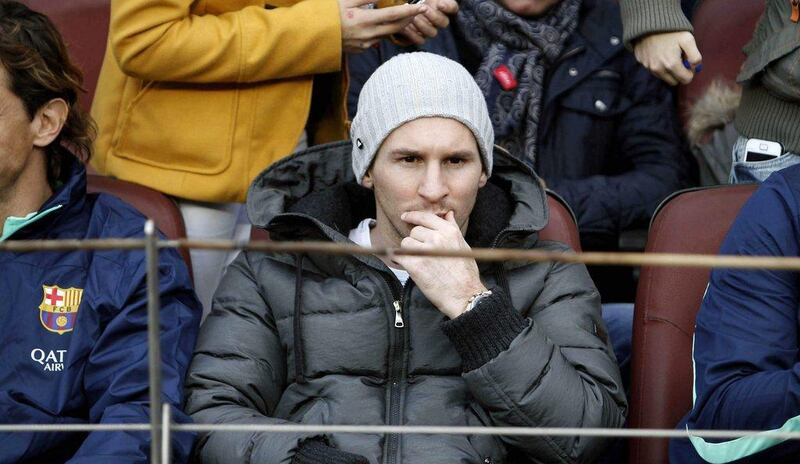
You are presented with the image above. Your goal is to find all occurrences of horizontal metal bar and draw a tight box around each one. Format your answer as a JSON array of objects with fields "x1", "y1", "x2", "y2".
[
  {"x1": 3, "y1": 423, "x2": 800, "y2": 441},
  {"x1": 171, "y1": 239, "x2": 800, "y2": 271},
  {"x1": 169, "y1": 424, "x2": 800, "y2": 440},
  {"x1": 4, "y1": 237, "x2": 800, "y2": 271},
  {"x1": 0, "y1": 238, "x2": 145, "y2": 252}
]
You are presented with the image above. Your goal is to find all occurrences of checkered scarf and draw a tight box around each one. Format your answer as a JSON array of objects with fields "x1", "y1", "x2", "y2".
[{"x1": 456, "y1": 0, "x2": 581, "y2": 165}]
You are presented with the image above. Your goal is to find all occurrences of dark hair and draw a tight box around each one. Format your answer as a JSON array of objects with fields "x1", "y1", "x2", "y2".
[{"x1": 0, "y1": 0, "x2": 96, "y2": 186}]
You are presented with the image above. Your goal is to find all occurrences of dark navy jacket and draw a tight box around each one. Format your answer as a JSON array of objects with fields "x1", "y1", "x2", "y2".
[
  {"x1": 669, "y1": 165, "x2": 800, "y2": 463},
  {"x1": 0, "y1": 159, "x2": 201, "y2": 463},
  {"x1": 348, "y1": 0, "x2": 693, "y2": 250}
]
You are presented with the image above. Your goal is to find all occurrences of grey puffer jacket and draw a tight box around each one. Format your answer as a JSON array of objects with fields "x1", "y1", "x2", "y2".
[{"x1": 185, "y1": 141, "x2": 626, "y2": 464}]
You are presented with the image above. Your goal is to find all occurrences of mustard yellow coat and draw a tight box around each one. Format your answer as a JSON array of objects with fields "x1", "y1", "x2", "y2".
[{"x1": 91, "y1": 0, "x2": 349, "y2": 203}]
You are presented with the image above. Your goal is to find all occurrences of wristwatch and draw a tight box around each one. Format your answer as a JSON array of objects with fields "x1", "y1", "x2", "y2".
[{"x1": 463, "y1": 290, "x2": 493, "y2": 313}]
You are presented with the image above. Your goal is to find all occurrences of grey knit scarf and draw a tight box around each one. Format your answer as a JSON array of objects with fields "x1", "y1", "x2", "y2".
[{"x1": 456, "y1": 0, "x2": 581, "y2": 164}]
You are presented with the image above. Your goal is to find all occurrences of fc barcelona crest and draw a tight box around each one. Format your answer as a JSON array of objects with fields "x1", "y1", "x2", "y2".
[{"x1": 38, "y1": 285, "x2": 83, "y2": 335}]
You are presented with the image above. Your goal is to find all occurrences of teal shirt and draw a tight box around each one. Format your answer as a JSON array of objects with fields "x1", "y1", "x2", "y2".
[{"x1": 0, "y1": 205, "x2": 63, "y2": 242}]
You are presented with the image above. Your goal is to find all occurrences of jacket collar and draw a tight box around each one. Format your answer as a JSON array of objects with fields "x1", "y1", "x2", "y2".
[
  {"x1": 7, "y1": 156, "x2": 87, "y2": 240},
  {"x1": 247, "y1": 141, "x2": 548, "y2": 269}
]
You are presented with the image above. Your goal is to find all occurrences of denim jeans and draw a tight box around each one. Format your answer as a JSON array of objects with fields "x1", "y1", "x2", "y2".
[
  {"x1": 601, "y1": 303, "x2": 633, "y2": 376},
  {"x1": 729, "y1": 136, "x2": 800, "y2": 183}
]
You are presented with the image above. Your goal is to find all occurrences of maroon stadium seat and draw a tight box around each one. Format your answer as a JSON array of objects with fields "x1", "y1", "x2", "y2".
[
  {"x1": 23, "y1": 0, "x2": 111, "y2": 110},
  {"x1": 541, "y1": 191, "x2": 581, "y2": 252},
  {"x1": 678, "y1": 0, "x2": 764, "y2": 125},
  {"x1": 628, "y1": 184, "x2": 757, "y2": 464},
  {"x1": 86, "y1": 175, "x2": 192, "y2": 278},
  {"x1": 250, "y1": 191, "x2": 582, "y2": 252}
]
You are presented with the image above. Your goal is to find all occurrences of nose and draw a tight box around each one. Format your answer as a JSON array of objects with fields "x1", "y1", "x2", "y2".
[{"x1": 417, "y1": 163, "x2": 449, "y2": 204}]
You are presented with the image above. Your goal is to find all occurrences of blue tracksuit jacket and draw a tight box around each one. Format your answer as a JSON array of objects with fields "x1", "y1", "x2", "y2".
[
  {"x1": 0, "y1": 159, "x2": 201, "y2": 463},
  {"x1": 670, "y1": 164, "x2": 800, "y2": 463}
]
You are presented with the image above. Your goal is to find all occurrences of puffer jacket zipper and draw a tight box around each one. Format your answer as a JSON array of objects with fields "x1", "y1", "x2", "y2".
[
  {"x1": 380, "y1": 274, "x2": 411, "y2": 464},
  {"x1": 293, "y1": 254, "x2": 308, "y2": 384},
  {"x1": 376, "y1": 227, "x2": 523, "y2": 463}
]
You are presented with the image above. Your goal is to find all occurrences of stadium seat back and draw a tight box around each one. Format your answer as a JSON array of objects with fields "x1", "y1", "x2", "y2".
[
  {"x1": 678, "y1": 0, "x2": 764, "y2": 124},
  {"x1": 86, "y1": 175, "x2": 192, "y2": 277},
  {"x1": 23, "y1": 0, "x2": 111, "y2": 110},
  {"x1": 628, "y1": 184, "x2": 757, "y2": 464},
  {"x1": 540, "y1": 192, "x2": 581, "y2": 252}
]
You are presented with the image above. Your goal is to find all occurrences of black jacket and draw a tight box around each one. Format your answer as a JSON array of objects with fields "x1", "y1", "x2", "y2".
[{"x1": 348, "y1": 0, "x2": 693, "y2": 250}]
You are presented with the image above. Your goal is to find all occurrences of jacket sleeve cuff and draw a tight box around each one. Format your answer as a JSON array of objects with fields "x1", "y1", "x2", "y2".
[
  {"x1": 292, "y1": 437, "x2": 369, "y2": 464},
  {"x1": 440, "y1": 288, "x2": 528, "y2": 372},
  {"x1": 619, "y1": 0, "x2": 693, "y2": 48}
]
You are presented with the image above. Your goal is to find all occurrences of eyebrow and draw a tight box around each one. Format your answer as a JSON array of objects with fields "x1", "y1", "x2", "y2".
[{"x1": 388, "y1": 148, "x2": 479, "y2": 158}]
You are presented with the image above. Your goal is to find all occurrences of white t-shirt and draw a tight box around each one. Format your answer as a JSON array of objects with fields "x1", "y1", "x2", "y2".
[{"x1": 348, "y1": 218, "x2": 410, "y2": 286}]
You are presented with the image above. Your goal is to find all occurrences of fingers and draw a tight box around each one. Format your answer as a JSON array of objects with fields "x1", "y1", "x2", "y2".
[
  {"x1": 637, "y1": 50, "x2": 685, "y2": 86},
  {"x1": 401, "y1": 211, "x2": 450, "y2": 230},
  {"x1": 409, "y1": 225, "x2": 436, "y2": 243},
  {"x1": 341, "y1": 0, "x2": 379, "y2": 9},
  {"x1": 400, "y1": 236, "x2": 425, "y2": 249},
  {"x1": 367, "y1": 2, "x2": 427, "y2": 26},
  {"x1": 634, "y1": 31, "x2": 700, "y2": 86},
  {"x1": 682, "y1": 41, "x2": 702, "y2": 67},
  {"x1": 397, "y1": 9, "x2": 443, "y2": 45},
  {"x1": 341, "y1": 2, "x2": 426, "y2": 51},
  {"x1": 421, "y1": 2, "x2": 450, "y2": 29},
  {"x1": 680, "y1": 34, "x2": 703, "y2": 78},
  {"x1": 370, "y1": 16, "x2": 420, "y2": 37},
  {"x1": 435, "y1": 0, "x2": 459, "y2": 15},
  {"x1": 399, "y1": 23, "x2": 426, "y2": 45},
  {"x1": 393, "y1": 236, "x2": 425, "y2": 267},
  {"x1": 667, "y1": 58, "x2": 694, "y2": 85},
  {"x1": 412, "y1": 14, "x2": 438, "y2": 38}
]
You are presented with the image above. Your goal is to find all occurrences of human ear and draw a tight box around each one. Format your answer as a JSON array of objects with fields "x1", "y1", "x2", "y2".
[
  {"x1": 31, "y1": 98, "x2": 68, "y2": 149},
  {"x1": 361, "y1": 170, "x2": 374, "y2": 189},
  {"x1": 478, "y1": 172, "x2": 488, "y2": 188}
]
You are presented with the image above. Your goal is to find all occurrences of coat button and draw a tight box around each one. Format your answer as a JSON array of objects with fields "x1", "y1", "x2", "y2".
[
  {"x1": 594, "y1": 99, "x2": 608, "y2": 112},
  {"x1": 610, "y1": 36, "x2": 620, "y2": 46},
  {"x1": 568, "y1": 67, "x2": 579, "y2": 77}
]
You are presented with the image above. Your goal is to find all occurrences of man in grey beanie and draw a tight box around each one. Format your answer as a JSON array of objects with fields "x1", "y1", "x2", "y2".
[{"x1": 186, "y1": 52, "x2": 625, "y2": 464}]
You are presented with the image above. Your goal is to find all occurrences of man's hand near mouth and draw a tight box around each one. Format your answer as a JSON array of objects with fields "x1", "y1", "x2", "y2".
[{"x1": 393, "y1": 210, "x2": 488, "y2": 319}]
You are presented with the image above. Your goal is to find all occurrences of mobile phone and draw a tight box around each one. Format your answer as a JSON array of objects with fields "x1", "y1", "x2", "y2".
[
  {"x1": 745, "y1": 138, "x2": 784, "y2": 162},
  {"x1": 407, "y1": 0, "x2": 426, "y2": 4}
]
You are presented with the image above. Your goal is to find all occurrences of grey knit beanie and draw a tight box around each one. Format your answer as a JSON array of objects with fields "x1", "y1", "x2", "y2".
[{"x1": 350, "y1": 52, "x2": 494, "y2": 184}]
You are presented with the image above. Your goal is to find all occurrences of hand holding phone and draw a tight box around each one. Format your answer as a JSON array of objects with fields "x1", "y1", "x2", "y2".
[
  {"x1": 398, "y1": 0, "x2": 457, "y2": 45},
  {"x1": 339, "y1": 0, "x2": 426, "y2": 53}
]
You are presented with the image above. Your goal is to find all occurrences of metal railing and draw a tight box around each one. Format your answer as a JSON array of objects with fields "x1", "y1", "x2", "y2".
[{"x1": 4, "y1": 219, "x2": 800, "y2": 463}]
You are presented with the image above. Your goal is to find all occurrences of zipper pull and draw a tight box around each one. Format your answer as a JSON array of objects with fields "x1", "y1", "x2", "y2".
[
  {"x1": 792, "y1": 0, "x2": 799, "y2": 22},
  {"x1": 393, "y1": 300, "x2": 405, "y2": 328}
]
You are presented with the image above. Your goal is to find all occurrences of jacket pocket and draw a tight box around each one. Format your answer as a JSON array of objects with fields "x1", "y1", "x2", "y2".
[
  {"x1": 114, "y1": 82, "x2": 237, "y2": 175},
  {"x1": 559, "y1": 70, "x2": 632, "y2": 118},
  {"x1": 466, "y1": 403, "x2": 506, "y2": 464},
  {"x1": 555, "y1": 72, "x2": 632, "y2": 168}
]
